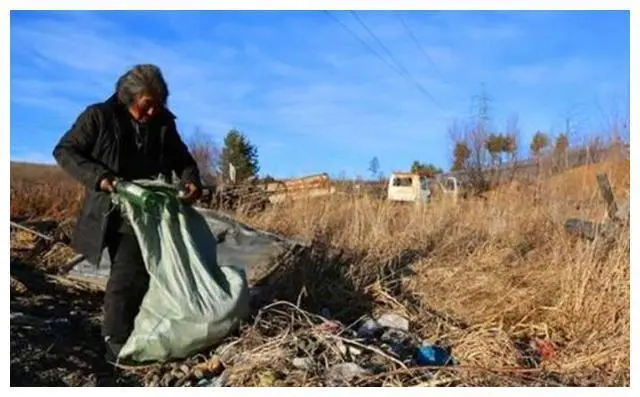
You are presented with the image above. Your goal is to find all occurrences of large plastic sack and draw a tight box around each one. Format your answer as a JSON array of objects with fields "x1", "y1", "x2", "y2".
[
  {"x1": 110, "y1": 180, "x2": 250, "y2": 363},
  {"x1": 67, "y1": 204, "x2": 303, "y2": 289}
]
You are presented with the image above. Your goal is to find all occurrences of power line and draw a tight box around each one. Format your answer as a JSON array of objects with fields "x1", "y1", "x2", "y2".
[
  {"x1": 397, "y1": 13, "x2": 446, "y2": 83},
  {"x1": 322, "y1": 10, "x2": 404, "y2": 76},
  {"x1": 349, "y1": 11, "x2": 409, "y2": 77},
  {"x1": 348, "y1": 11, "x2": 443, "y2": 111},
  {"x1": 323, "y1": 10, "x2": 444, "y2": 112}
]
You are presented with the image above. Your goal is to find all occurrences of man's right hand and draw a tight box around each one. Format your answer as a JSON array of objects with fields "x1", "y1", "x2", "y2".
[{"x1": 99, "y1": 177, "x2": 115, "y2": 193}]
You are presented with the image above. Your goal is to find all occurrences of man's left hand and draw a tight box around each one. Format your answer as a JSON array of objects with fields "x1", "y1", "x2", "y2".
[{"x1": 180, "y1": 182, "x2": 201, "y2": 205}]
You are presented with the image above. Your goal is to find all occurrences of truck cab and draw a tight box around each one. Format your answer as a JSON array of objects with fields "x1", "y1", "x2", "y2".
[{"x1": 387, "y1": 172, "x2": 432, "y2": 203}]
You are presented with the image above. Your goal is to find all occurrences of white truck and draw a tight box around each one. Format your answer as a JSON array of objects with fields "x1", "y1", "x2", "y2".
[{"x1": 386, "y1": 172, "x2": 461, "y2": 204}]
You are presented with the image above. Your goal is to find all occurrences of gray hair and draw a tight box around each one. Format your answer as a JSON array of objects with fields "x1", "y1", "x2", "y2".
[{"x1": 115, "y1": 64, "x2": 169, "y2": 106}]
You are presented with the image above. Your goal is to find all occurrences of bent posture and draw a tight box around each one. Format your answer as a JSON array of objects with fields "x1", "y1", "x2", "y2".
[{"x1": 53, "y1": 64, "x2": 202, "y2": 362}]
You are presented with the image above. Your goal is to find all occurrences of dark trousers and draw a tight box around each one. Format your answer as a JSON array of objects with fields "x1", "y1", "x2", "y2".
[{"x1": 101, "y1": 230, "x2": 150, "y2": 344}]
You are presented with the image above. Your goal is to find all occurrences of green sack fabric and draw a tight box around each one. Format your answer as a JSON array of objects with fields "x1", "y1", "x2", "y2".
[{"x1": 111, "y1": 180, "x2": 250, "y2": 363}]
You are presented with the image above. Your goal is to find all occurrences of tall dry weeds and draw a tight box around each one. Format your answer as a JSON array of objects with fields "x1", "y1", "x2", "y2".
[
  {"x1": 239, "y1": 158, "x2": 629, "y2": 386},
  {"x1": 9, "y1": 158, "x2": 629, "y2": 386},
  {"x1": 10, "y1": 162, "x2": 83, "y2": 220}
]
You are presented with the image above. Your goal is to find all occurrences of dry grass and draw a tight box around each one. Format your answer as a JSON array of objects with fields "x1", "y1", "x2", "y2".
[
  {"x1": 9, "y1": 157, "x2": 630, "y2": 386},
  {"x1": 10, "y1": 162, "x2": 83, "y2": 220},
  {"x1": 232, "y1": 157, "x2": 629, "y2": 386}
]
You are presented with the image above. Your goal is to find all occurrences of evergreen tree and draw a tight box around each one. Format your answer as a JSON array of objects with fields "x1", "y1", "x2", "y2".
[{"x1": 220, "y1": 128, "x2": 259, "y2": 182}]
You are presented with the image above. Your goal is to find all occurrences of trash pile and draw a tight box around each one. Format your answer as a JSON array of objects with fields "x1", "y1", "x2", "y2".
[
  {"x1": 317, "y1": 311, "x2": 457, "y2": 386},
  {"x1": 186, "y1": 302, "x2": 459, "y2": 387}
]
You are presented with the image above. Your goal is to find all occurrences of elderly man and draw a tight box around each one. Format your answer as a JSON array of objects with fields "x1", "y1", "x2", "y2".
[{"x1": 53, "y1": 64, "x2": 202, "y2": 363}]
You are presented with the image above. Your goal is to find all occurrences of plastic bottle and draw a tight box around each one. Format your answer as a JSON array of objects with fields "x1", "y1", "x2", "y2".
[{"x1": 114, "y1": 180, "x2": 162, "y2": 212}]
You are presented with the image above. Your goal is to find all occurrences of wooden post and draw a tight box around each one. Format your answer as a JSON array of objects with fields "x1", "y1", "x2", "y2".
[{"x1": 596, "y1": 173, "x2": 618, "y2": 220}]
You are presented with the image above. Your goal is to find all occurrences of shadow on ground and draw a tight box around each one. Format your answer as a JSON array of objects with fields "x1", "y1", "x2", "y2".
[
  {"x1": 250, "y1": 234, "x2": 376, "y2": 326},
  {"x1": 10, "y1": 260, "x2": 140, "y2": 387},
  {"x1": 248, "y1": 227, "x2": 444, "y2": 326}
]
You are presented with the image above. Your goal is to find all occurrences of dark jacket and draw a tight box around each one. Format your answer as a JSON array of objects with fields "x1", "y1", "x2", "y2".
[{"x1": 53, "y1": 94, "x2": 202, "y2": 265}]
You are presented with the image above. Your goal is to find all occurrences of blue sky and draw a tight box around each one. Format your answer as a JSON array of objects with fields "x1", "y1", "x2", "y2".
[{"x1": 10, "y1": 10, "x2": 629, "y2": 179}]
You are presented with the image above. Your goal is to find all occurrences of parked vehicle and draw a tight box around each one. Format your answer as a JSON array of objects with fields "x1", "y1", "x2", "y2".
[{"x1": 386, "y1": 172, "x2": 462, "y2": 204}]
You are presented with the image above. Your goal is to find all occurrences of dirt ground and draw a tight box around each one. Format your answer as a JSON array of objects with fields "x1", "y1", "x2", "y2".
[
  {"x1": 9, "y1": 223, "x2": 287, "y2": 387},
  {"x1": 10, "y1": 259, "x2": 143, "y2": 386},
  {"x1": 10, "y1": 256, "x2": 240, "y2": 387}
]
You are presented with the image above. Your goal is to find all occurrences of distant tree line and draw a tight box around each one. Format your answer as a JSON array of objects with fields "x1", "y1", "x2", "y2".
[
  {"x1": 188, "y1": 87, "x2": 627, "y2": 193},
  {"x1": 445, "y1": 87, "x2": 628, "y2": 195}
]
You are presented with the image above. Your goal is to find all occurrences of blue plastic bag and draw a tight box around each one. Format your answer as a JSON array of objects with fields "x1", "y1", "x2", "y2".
[{"x1": 415, "y1": 344, "x2": 457, "y2": 366}]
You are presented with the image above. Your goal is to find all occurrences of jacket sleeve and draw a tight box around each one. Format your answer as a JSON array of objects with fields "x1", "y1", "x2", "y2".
[
  {"x1": 166, "y1": 119, "x2": 202, "y2": 189},
  {"x1": 52, "y1": 106, "x2": 114, "y2": 191}
]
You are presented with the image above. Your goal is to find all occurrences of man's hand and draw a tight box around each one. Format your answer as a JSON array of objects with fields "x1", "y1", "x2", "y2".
[
  {"x1": 99, "y1": 177, "x2": 115, "y2": 193},
  {"x1": 180, "y1": 182, "x2": 201, "y2": 205}
]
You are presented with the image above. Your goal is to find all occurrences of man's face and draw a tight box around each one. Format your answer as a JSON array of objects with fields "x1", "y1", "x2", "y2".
[{"x1": 130, "y1": 94, "x2": 161, "y2": 124}]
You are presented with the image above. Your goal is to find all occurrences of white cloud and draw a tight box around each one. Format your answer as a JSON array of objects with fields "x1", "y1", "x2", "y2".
[{"x1": 9, "y1": 11, "x2": 629, "y2": 177}]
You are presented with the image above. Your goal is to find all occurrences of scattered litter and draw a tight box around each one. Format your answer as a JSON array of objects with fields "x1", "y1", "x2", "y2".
[
  {"x1": 380, "y1": 328, "x2": 412, "y2": 345},
  {"x1": 415, "y1": 343, "x2": 456, "y2": 366},
  {"x1": 318, "y1": 320, "x2": 343, "y2": 335},
  {"x1": 357, "y1": 317, "x2": 381, "y2": 339},
  {"x1": 514, "y1": 336, "x2": 557, "y2": 368},
  {"x1": 376, "y1": 313, "x2": 409, "y2": 332},
  {"x1": 196, "y1": 371, "x2": 228, "y2": 387},
  {"x1": 531, "y1": 338, "x2": 557, "y2": 361},
  {"x1": 383, "y1": 336, "x2": 415, "y2": 362},
  {"x1": 292, "y1": 357, "x2": 315, "y2": 371},
  {"x1": 348, "y1": 346, "x2": 363, "y2": 356},
  {"x1": 325, "y1": 363, "x2": 370, "y2": 386}
]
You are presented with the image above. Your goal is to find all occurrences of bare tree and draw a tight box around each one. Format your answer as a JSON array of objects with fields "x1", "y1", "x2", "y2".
[
  {"x1": 465, "y1": 88, "x2": 493, "y2": 192},
  {"x1": 597, "y1": 94, "x2": 630, "y2": 159},
  {"x1": 553, "y1": 133, "x2": 569, "y2": 171},
  {"x1": 187, "y1": 128, "x2": 221, "y2": 186},
  {"x1": 446, "y1": 88, "x2": 495, "y2": 194},
  {"x1": 596, "y1": 91, "x2": 630, "y2": 144}
]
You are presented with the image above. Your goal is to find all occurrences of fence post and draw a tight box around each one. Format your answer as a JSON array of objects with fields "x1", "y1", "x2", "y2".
[{"x1": 596, "y1": 173, "x2": 618, "y2": 220}]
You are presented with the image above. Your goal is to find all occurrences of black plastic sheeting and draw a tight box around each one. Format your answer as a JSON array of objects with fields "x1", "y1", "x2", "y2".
[{"x1": 67, "y1": 207, "x2": 307, "y2": 286}]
